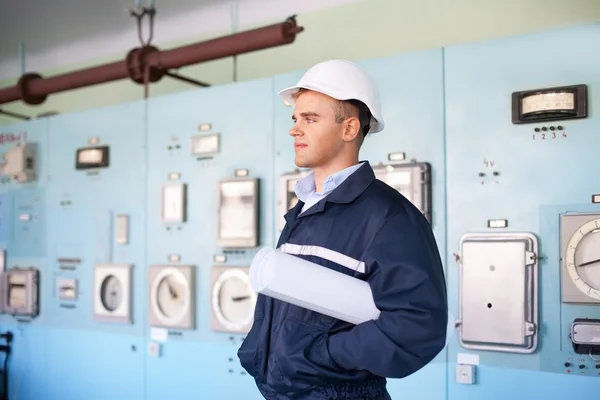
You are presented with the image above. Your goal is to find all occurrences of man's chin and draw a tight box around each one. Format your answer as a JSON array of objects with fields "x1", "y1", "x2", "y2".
[{"x1": 294, "y1": 158, "x2": 310, "y2": 169}]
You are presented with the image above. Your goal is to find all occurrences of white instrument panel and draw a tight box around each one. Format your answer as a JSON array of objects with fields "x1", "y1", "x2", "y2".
[
  {"x1": 217, "y1": 178, "x2": 259, "y2": 248},
  {"x1": 161, "y1": 183, "x2": 187, "y2": 224}
]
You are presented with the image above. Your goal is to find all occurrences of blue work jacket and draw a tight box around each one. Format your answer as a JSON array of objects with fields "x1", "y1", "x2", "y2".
[{"x1": 238, "y1": 161, "x2": 448, "y2": 400}]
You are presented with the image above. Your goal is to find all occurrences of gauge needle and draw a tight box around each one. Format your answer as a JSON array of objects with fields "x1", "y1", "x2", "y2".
[
  {"x1": 232, "y1": 295, "x2": 250, "y2": 302},
  {"x1": 578, "y1": 258, "x2": 600, "y2": 267},
  {"x1": 167, "y1": 279, "x2": 177, "y2": 299}
]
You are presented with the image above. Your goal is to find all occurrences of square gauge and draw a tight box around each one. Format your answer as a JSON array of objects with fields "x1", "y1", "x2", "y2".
[
  {"x1": 191, "y1": 133, "x2": 220, "y2": 157},
  {"x1": 75, "y1": 145, "x2": 110, "y2": 170}
]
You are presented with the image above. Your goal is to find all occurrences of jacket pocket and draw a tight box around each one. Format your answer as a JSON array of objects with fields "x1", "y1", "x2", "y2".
[
  {"x1": 237, "y1": 317, "x2": 265, "y2": 380},
  {"x1": 270, "y1": 317, "x2": 349, "y2": 394}
]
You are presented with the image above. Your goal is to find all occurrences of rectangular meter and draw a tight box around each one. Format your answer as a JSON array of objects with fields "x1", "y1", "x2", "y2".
[
  {"x1": 373, "y1": 162, "x2": 432, "y2": 222},
  {"x1": 75, "y1": 145, "x2": 109, "y2": 170},
  {"x1": 190, "y1": 133, "x2": 220, "y2": 157},
  {"x1": 571, "y1": 318, "x2": 600, "y2": 355},
  {"x1": 217, "y1": 178, "x2": 259, "y2": 248},
  {"x1": 161, "y1": 183, "x2": 187, "y2": 224},
  {"x1": 2, "y1": 143, "x2": 36, "y2": 183},
  {"x1": 278, "y1": 169, "x2": 310, "y2": 231},
  {"x1": 2, "y1": 267, "x2": 39, "y2": 317}
]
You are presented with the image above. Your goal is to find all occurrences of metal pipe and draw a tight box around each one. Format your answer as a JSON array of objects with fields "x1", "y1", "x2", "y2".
[
  {"x1": 145, "y1": 16, "x2": 300, "y2": 71},
  {"x1": 28, "y1": 61, "x2": 128, "y2": 100},
  {"x1": 0, "y1": 15, "x2": 303, "y2": 106}
]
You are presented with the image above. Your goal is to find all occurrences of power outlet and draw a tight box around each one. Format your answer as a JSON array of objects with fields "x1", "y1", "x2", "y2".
[{"x1": 456, "y1": 364, "x2": 476, "y2": 384}]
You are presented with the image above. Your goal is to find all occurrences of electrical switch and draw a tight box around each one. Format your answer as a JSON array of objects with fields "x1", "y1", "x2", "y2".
[{"x1": 456, "y1": 364, "x2": 476, "y2": 384}]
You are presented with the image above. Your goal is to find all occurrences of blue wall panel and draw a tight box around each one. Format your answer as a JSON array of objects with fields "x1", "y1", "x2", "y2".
[
  {"x1": 6, "y1": 102, "x2": 148, "y2": 399},
  {"x1": 44, "y1": 328, "x2": 146, "y2": 400},
  {"x1": 0, "y1": 119, "x2": 50, "y2": 399},
  {"x1": 0, "y1": 119, "x2": 48, "y2": 257},
  {"x1": 444, "y1": 22, "x2": 600, "y2": 398},
  {"x1": 0, "y1": 22, "x2": 598, "y2": 400},
  {"x1": 144, "y1": 78, "x2": 274, "y2": 399},
  {"x1": 5, "y1": 325, "x2": 48, "y2": 399}
]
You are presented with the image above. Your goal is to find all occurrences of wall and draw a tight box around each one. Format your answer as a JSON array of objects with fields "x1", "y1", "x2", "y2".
[
  {"x1": 2, "y1": 0, "x2": 600, "y2": 126},
  {"x1": 0, "y1": 21, "x2": 598, "y2": 400}
]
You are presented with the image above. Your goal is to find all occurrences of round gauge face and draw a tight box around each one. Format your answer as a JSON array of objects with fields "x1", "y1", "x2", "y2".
[
  {"x1": 100, "y1": 275, "x2": 122, "y2": 312},
  {"x1": 156, "y1": 274, "x2": 187, "y2": 318},
  {"x1": 218, "y1": 275, "x2": 253, "y2": 324},
  {"x1": 565, "y1": 218, "x2": 600, "y2": 300}
]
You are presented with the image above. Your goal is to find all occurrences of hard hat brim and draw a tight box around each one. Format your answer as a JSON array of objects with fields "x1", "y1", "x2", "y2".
[{"x1": 277, "y1": 85, "x2": 384, "y2": 134}]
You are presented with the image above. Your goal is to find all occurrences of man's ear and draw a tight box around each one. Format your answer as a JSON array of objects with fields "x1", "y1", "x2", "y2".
[{"x1": 341, "y1": 117, "x2": 361, "y2": 143}]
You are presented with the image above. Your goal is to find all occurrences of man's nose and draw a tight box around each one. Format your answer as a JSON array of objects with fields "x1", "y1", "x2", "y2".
[{"x1": 289, "y1": 125, "x2": 302, "y2": 136}]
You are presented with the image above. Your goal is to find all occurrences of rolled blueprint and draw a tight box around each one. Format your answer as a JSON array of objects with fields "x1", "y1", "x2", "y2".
[{"x1": 249, "y1": 247, "x2": 381, "y2": 325}]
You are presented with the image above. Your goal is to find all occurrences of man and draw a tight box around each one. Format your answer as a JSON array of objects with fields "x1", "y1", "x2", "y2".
[{"x1": 238, "y1": 59, "x2": 448, "y2": 400}]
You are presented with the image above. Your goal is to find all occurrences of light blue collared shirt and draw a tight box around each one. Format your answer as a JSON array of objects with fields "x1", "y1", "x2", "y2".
[{"x1": 294, "y1": 162, "x2": 364, "y2": 214}]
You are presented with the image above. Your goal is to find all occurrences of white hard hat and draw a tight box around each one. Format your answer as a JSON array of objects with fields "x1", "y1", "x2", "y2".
[{"x1": 278, "y1": 59, "x2": 385, "y2": 134}]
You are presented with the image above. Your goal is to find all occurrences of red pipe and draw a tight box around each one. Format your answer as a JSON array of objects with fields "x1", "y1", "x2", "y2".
[{"x1": 0, "y1": 15, "x2": 303, "y2": 106}]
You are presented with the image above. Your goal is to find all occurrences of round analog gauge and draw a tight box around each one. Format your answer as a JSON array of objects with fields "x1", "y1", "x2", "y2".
[
  {"x1": 100, "y1": 274, "x2": 122, "y2": 311},
  {"x1": 565, "y1": 218, "x2": 600, "y2": 300},
  {"x1": 154, "y1": 268, "x2": 190, "y2": 323},
  {"x1": 212, "y1": 269, "x2": 255, "y2": 331}
]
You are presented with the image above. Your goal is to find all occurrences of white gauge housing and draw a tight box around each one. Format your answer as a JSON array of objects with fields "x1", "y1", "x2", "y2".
[
  {"x1": 161, "y1": 183, "x2": 187, "y2": 224},
  {"x1": 210, "y1": 266, "x2": 256, "y2": 334},
  {"x1": 93, "y1": 263, "x2": 132, "y2": 324},
  {"x1": 457, "y1": 232, "x2": 539, "y2": 354},
  {"x1": 190, "y1": 133, "x2": 220, "y2": 157},
  {"x1": 148, "y1": 265, "x2": 195, "y2": 329},
  {"x1": 1, "y1": 143, "x2": 36, "y2": 183},
  {"x1": 2, "y1": 267, "x2": 39, "y2": 317},
  {"x1": 373, "y1": 162, "x2": 432, "y2": 222},
  {"x1": 217, "y1": 178, "x2": 259, "y2": 248},
  {"x1": 561, "y1": 214, "x2": 600, "y2": 303}
]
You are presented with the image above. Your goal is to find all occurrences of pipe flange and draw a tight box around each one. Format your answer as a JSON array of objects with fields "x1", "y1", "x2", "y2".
[
  {"x1": 126, "y1": 46, "x2": 164, "y2": 84},
  {"x1": 17, "y1": 73, "x2": 47, "y2": 105}
]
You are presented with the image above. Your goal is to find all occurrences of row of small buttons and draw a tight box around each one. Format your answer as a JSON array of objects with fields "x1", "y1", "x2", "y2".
[
  {"x1": 534, "y1": 125, "x2": 563, "y2": 132},
  {"x1": 564, "y1": 362, "x2": 600, "y2": 369}
]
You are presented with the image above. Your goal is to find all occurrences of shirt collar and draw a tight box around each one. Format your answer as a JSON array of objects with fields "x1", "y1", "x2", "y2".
[{"x1": 294, "y1": 162, "x2": 365, "y2": 203}]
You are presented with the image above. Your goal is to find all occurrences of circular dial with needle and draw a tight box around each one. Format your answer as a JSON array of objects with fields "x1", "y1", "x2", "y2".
[
  {"x1": 219, "y1": 275, "x2": 253, "y2": 323},
  {"x1": 100, "y1": 275, "x2": 122, "y2": 312},
  {"x1": 212, "y1": 269, "x2": 256, "y2": 332},
  {"x1": 157, "y1": 274, "x2": 187, "y2": 318},
  {"x1": 565, "y1": 218, "x2": 600, "y2": 300}
]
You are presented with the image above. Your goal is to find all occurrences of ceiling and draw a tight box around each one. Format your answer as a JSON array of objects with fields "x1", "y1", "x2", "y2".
[
  {"x1": 0, "y1": 0, "x2": 356, "y2": 79},
  {"x1": 0, "y1": 0, "x2": 230, "y2": 61}
]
